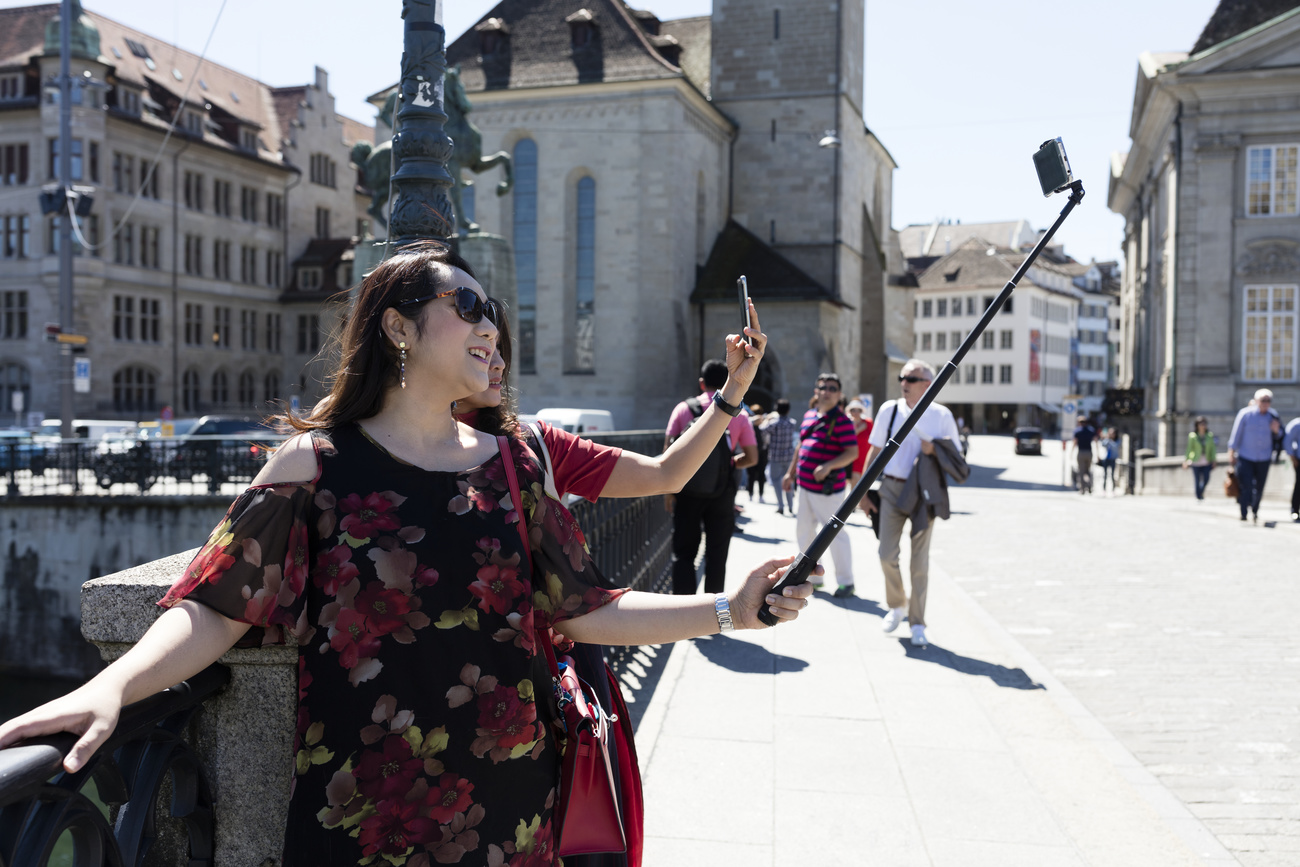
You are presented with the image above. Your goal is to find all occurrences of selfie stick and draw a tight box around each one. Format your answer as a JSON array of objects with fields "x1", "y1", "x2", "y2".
[{"x1": 756, "y1": 175, "x2": 1085, "y2": 626}]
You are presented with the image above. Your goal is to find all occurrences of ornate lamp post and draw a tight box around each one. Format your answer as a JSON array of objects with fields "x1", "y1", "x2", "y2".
[{"x1": 387, "y1": 0, "x2": 457, "y2": 247}]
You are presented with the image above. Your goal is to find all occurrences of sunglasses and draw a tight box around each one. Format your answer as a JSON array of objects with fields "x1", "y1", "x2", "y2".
[
  {"x1": 397, "y1": 287, "x2": 500, "y2": 326},
  {"x1": 815, "y1": 384, "x2": 840, "y2": 392},
  {"x1": 899, "y1": 375, "x2": 930, "y2": 384}
]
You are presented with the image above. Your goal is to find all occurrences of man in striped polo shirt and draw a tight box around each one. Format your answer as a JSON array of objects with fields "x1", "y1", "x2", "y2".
[{"x1": 782, "y1": 372, "x2": 859, "y2": 597}]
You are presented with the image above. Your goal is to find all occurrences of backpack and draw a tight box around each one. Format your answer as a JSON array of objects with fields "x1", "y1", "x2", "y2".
[{"x1": 672, "y1": 396, "x2": 735, "y2": 498}]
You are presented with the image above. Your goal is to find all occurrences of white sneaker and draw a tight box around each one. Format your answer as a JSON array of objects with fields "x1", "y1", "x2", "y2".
[
  {"x1": 910, "y1": 625, "x2": 928, "y2": 647},
  {"x1": 881, "y1": 607, "x2": 905, "y2": 633}
]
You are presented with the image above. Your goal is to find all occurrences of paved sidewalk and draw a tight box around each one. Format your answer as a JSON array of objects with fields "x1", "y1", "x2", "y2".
[{"x1": 630, "y1": 496, "x2": 1235, "y2": 866}]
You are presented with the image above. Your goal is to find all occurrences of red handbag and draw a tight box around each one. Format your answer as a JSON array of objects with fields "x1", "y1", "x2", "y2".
[{"x1": 497, "y1": 437, "x2": 629, "y2": 857}]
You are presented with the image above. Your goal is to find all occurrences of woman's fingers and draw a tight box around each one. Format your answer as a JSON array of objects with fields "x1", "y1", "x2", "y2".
[{"x1": 64, "y1": 714, "x2": 115, "y2": 773}]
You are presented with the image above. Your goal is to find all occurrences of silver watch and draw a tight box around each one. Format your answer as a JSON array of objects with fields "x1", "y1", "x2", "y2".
[{"x1": 714, "y1": 594, "x2": 735, "y2": 633}]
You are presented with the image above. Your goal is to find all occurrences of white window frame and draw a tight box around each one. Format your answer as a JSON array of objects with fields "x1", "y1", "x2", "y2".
[
  {"x1": 1245, "y1": 144, "x2": 1299, "y2": 217},
  {"x1": 1241, "y1": 284, "x2": 1297, "y2": 382}
]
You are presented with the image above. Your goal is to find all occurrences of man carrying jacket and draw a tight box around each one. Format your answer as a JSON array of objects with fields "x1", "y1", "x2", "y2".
[{"x1": 863, "y1": 359, "x2": 962, "y2": 647}]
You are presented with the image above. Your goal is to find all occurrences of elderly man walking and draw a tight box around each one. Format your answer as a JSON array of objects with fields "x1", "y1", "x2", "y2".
[
  {"x1": 863, "y1": 359, "x2": 962, "y2": 647},
  {"x1": 1227, "y1": 388, "x2": 1283, "y2": 523}
]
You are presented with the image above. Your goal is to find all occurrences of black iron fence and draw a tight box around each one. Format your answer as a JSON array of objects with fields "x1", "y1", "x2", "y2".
[{"x1": 0, "y1": 664, "x2": 229, "y2": 867}]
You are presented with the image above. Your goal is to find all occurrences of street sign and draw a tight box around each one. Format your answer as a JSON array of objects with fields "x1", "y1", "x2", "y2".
[
  {"x1": 74, "y1": 357, "x2": 90, "y2": 393},
  {"x1": 858, "y1": 393, "x2": 874, "y2": 420},
  {"x1": 56, "y1": 333, "x2": 88, "y2": 346},
  {"x1": 11, "y1": 391, "x2": 23, "y2": 413},
  {"x1": 160, "y1": 405, "x2": 173, "y2": 421}
]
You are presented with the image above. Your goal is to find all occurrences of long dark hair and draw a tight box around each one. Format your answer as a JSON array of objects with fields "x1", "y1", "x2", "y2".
[{"x1": 277, "y1": 241, "x2": 476, "y2": 433}]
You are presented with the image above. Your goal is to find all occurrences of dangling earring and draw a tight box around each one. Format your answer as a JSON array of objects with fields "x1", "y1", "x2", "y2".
[{"x1": 398, "y1": 341, "x2": 408, "y2": 389}]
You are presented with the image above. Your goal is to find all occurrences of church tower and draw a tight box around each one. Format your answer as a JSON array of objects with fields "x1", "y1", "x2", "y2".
[{"x1": 711, "y1": 0, "x2": 898, "y2": 403}]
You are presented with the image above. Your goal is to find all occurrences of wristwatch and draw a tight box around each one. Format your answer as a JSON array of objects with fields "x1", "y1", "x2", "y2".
[
  {"x1": 712, "y1": 391, "x2": 742, "y2": 417},
  {"x1": 714, "y1": 594, "x2": 735, "y2": 632}
]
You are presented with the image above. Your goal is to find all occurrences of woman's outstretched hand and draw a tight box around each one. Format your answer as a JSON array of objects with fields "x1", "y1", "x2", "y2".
[
  {"x1": 0, "y1": 679, "x2": 125, "y2": 773},
  {"x1": 729, "y1": 555, "x2": 820, "y2": 630},
  {"x1": 723, "y1": 300, "x2": 767, "y2": 394}
]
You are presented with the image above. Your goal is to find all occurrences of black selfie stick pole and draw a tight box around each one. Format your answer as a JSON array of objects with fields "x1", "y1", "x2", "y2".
[{"x1": 756, "y1": 179, "x2": 1086, "y2": 626}]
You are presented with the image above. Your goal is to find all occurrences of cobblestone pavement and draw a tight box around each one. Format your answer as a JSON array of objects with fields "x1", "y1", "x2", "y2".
[{"x1": 926, "y1": 436, "x2": 1300, "y2": 867}]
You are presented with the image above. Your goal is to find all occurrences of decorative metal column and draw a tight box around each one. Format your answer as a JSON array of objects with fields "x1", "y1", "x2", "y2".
[{"x1": 388, "y1": 0, "x2": 456, "y2": 246}]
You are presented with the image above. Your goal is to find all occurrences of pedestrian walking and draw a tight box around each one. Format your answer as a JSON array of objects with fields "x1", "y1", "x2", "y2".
[
  {"x1": 846, "y1": 399, "x2": 874, "y2": 488},
  {"x1": 762, "y1": 400, "x2": 798, "y2": 516},
  {"x1": 1227, "y1": 389, "x2": 1282, "y2": 522},
  {"x1": 1099, "y1": 427, "x2": 1121, "y2": 495},
  {"x1": 1284, "y1": 416, "x2": 1300, "y2": 523},
  {"x1": 862, "y1": 359, "x2": 964, "y2": 647},
  {"x1": 0, "y1": 245, "x2": 816, "y2": 867},
  {"x1": 782, "y1": 373, "x2": 859, "y2": 597},
  {"x1": 664, "y1": 359, "x2": 758, "y2": 595},
  {"x1": 1182, "y1": 416, "x2": 1217, "y2": 501},
  {"x1": 746, "y1": 403, "x2": 769, "y2": 503},
  {"x1": 1072, "y1": 415, "x2": 1097, "y2": 494}
]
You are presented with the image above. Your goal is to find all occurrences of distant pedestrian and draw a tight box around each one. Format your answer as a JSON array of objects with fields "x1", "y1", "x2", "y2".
[
  {"x1": 1227, "y1": 389, "x2": 1282, "y2": 523},
  {"x1": 1182, "y1": 416, "x2": 1217, "y2": 501},
  {"x1": 1099, "y1": 427, "x2": 1121, "y2": 495},
  {"x1": 862, "y1": 359, "x2": 964, "y2": 647},
  {"x1": 746, "y1": 403, "x2": 769, "y2": 503},
  {"x1": 782, "y1": 373, "x2": 859, "y2": 597},
  {"x1": 846, "y1": 399, "x2": 874, "y2": 487},
  {"x1": 665, "y1": 359, "x2": 758, "y2": 594},
  {"x1": 1072, "y1": 415, "x2": 1097, "y2": 494},
  {"x1": 763, "y1": 400, "x2": 799, "y2": 516},
  {"x1": 1284, "y1": 416, "x2": 1300, "y2": 523}
]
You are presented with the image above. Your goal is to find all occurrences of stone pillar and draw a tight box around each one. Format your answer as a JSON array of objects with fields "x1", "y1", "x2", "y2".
[
  {"x1": 459, "y1": 233, "x2": 517, "y2": 332},
  {"x1": 81, "y1": 551, "x2": 298, "y2": 867},
  {"x1": 388, "y1": 0, "x2": 456, "y2": 246}
]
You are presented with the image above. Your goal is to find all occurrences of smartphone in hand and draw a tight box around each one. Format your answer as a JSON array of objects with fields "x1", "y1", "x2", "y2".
[{"x1": 737, "y1": 275, "x2": 751, "y2": 344}]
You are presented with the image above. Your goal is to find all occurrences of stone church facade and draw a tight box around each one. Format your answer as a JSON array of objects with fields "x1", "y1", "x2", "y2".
[
  {"x1": 432, "y1": 0, "x2": 907, "y2": 429},
  {"x1": 1109, "y1": 1, "x2": 1300, "y2": 454}
]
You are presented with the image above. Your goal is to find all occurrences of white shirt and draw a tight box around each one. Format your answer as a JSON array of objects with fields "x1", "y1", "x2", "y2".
[{"x1": 867, "y1": 399, "x2": 961, "y2": 479}]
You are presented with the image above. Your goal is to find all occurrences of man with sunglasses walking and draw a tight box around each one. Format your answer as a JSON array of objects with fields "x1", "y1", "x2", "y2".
[
  {"x1": 863, "y1": 359, "x2": 962, "y2": 647},
  {"x1": 782, "y1": 373, "x2": 859, "y2": 597}
]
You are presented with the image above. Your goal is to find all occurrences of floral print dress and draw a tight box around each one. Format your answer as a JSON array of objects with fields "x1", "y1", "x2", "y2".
[{"x1": 159, "y1": 424, "x2": 625, "y2": 867}]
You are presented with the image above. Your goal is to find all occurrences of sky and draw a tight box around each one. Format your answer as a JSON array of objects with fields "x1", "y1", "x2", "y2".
[{"x1": 7, "y1": 0, "x2": 1224, "y2": 266}]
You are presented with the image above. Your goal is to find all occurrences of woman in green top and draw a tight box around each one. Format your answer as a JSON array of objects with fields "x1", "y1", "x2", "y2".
[{"x1": 1182, "y1": 416, "x2": 1217, "y2": 500}]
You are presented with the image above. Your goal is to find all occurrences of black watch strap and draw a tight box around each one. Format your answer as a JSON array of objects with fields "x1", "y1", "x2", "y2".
[{"x1": 712, "y1": 391, "x2": 742, "y2": 417}]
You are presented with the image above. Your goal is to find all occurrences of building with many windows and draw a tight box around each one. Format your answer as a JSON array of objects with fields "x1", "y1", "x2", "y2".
[
  {"x1": 377, "y1": 0, "x2": 906, "y2": 428},
  {"x1": 912, "y1": 238, "x2": 1084, "y2": 435},
  {"x1": 1108, "y1": 0, "x2": 1300, "y2": 454},
  {"x1": 0, "y1": 2, "x2": 370, "y2": 422}
]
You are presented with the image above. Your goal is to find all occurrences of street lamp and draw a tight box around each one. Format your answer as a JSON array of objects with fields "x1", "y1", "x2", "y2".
[{"x1": 817, "y1": 130, "x2": 842, "y2": 149}]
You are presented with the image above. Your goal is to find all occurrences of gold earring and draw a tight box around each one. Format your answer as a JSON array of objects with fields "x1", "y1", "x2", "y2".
[{"x1": 398, "y1": 341, "x2": 407, "y2": 389}]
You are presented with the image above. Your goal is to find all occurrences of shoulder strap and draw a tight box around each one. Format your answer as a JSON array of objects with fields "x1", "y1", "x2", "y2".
[
  {"x1": 497, "y1": 436, "x2": 532, "y2": 575},
  {"x1": 526, "y1": 422, "x2": 560, "y2": 501},
  {"x1": 686, "y1": 396, "x2": 705, "y2": 418},
  {"x1": 886, "y1": 403, "x2": 899, "y2": 441}
]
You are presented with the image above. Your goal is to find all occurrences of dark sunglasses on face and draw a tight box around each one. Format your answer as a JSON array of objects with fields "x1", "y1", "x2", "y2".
[
  {"x1": 899, "y1": 375, "x2": 930, "y2": 384},
  {"x1": 815, "y1": 384, "x2": 840, "y2": 392},
  {"x1": 397, "y1": 286, "x2": 500, "y2": 326}
]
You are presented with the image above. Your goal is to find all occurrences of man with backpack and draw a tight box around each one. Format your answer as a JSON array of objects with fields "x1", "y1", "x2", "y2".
[{"x1": 664, "y1": 359, "x2": 758, "y2": 595}]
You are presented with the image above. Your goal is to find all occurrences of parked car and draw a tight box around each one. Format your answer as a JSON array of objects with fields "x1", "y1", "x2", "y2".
[
  {"x1": 0, "y1": 430, "x2": 48, "y2": 473},
  {"x1": 93, "y1": 419, "x2": 202, "y2": 490},
  {"x1": 1013, "y1": 426, "x2": 1043, "y2": 455},
  {"x1": 533, "y1": 408, "x2": 616, "y2": 434},
  {"x1": 167, "y1": 415, "x2": 282, "y2": 490}
]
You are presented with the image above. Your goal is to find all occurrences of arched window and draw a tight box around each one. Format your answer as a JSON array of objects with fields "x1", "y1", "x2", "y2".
[
  {"x1": 182, "y1": 368, "x2": 201, "y2": 414},
  {"x1": 0, "y1": 362, "x2": 30, "y2": 419},
  {"x1": 573, "y1": 175, "x2": 596, "y2": 372},
  {"x1": 237, "y1": 370, "x2": 256, "y2": 407},
  {"x1": 263, "y1": 370, "x2": 280, "y2": 405},
  {"x1": 512, "y1": 138, "x2": 537, "y2": 374},
  {"x1": 211, "y1": 369, "x2": 228, "y2": 407},
  {"x1": 113, "y1": 366, "x2": 156, "y2": 413}
]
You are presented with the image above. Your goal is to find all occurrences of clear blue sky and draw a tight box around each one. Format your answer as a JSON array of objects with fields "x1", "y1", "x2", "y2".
[{"x1": 11, "y1": 0, "x2": 1222, "y2": 265}]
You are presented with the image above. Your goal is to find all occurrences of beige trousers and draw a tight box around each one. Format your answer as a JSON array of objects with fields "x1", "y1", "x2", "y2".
[{"x1": 877, "y1": 477, "x2": 932, "y2": 627}]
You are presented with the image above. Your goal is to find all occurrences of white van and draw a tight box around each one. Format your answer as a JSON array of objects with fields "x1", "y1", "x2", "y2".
[
  {"x1": 39, "y1": 418, "x2": 137, "y2": 441},
  {"x1": 533, "y1": 408, "x2": 615, "y2": 434}
]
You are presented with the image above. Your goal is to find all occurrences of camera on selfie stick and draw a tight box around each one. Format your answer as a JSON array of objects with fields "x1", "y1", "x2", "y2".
[{"x1": 756, "y1": 138, "x2": 1086, "y2": 626}]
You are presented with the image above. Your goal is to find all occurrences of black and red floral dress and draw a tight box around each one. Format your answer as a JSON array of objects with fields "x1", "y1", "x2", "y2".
[{"x1": 159, "y1": 424, "x2": 624, "y2": 866}]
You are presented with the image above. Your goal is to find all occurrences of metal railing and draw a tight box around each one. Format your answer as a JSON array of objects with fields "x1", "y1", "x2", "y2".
[
  {"x1": 0, "y1": 436, "x2": 283, "y2": 498},
  {"x1": 0, "y1": 664, "x2": 229, "y2": 867}
]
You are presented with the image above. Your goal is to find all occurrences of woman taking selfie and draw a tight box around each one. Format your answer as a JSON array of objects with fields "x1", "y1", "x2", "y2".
[{"x1": 0, "y1": 244, "x2": 812, "y2": 867}]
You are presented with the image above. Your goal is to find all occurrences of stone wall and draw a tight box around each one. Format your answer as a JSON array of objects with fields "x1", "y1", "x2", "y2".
[
  {"x1": 1136, "y1": 455, "x2": 1295, "y2": 502},
  {"x1": 0, "y1": 496, "x2": 228, "y2": 678}
]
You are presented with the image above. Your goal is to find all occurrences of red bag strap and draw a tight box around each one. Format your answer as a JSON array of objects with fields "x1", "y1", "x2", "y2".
[{"x1": 498, "y1": 435, "x2": 561, "y2": 680}]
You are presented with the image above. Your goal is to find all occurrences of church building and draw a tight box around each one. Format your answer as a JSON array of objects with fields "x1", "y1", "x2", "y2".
[{"x1": 426, "y1": 0, "x2": 908, "y2": 428}]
